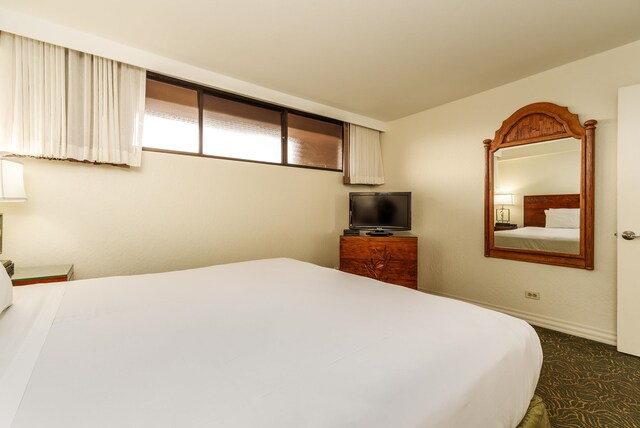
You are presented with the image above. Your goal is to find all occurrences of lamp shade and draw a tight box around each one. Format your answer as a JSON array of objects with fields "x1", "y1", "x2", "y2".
[
  {"x1": 494, "y1": 193, "x2": 514, "y2": 205},
  {"x1": 0, "y1": 159, "x2": 27, "y2": 202}
]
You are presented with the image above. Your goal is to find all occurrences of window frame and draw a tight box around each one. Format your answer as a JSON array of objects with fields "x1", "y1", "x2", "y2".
[{"x1": 143, "y1": 72, "x2": 344, "y2": 172}]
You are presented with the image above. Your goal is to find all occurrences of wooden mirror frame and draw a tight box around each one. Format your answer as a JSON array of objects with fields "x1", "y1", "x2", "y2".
[{"x1": 484, "y1": 102, "x2": 597, "y2": 269}]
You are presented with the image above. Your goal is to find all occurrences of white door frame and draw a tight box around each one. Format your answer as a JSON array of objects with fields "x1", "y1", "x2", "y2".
[{"x1": 617, "y1": 84, "x2": 640, "y2": 357}]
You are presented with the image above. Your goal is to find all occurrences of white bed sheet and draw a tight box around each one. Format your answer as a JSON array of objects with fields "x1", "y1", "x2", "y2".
[
  {"x1": 0, "y1": 283, "x2": 66, "y2": 428},
  {"x1": 495, "y1": 226, "x2": 580, "y2": 254},
  {"x1": 5, "y1": 259, "x2": 542, "y2": 428}
]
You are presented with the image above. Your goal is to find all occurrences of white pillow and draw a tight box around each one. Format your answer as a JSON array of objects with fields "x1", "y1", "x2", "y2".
[
  {"x1": 0, "y1": 265, "x2": 12, "y2": 313},
  {"x1": 545, "y1": 208, "x2": 580, "y2": 228}
]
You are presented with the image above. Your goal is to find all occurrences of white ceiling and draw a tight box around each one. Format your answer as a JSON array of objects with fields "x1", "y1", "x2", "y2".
[{"x1": 1, "y1": 0, "x2": 640, "y2": 121}]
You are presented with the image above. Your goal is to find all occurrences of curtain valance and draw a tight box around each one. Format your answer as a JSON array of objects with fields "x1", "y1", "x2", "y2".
[
  {"x1": 0, "y1": 32, "x2": 146, "y2": 166},
  {"x1": 343, "y1": 124, "x2": 384, "y2": 185}
]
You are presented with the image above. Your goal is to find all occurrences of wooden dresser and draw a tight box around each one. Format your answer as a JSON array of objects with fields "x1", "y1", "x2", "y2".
[{"x1": 339, "y1": 234, "x2": 417, "y2": 289}]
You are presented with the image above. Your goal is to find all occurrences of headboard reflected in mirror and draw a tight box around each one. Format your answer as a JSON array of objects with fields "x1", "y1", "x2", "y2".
[
  {"x1": 523, "y1": 194, "x2": 580, "y2": 227},
  {"x1": 484, "y1": 102, "x2": 596, "y2": 269}
]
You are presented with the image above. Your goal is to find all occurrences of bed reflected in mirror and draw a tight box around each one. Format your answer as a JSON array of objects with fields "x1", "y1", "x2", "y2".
[
  {"x1": 483, "y1": 102, "x2": 596, "y2": 269},
  {"x1": 492, "y1": 138, "x2": 581, "y2": 255}
]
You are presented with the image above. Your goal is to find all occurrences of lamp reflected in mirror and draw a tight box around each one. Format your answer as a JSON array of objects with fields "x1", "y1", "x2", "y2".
[{"x1": 494, "y1": 194, "x2": 514, "y2": 225}]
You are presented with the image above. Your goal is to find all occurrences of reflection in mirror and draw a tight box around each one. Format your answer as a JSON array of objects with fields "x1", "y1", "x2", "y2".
[{"x1": 492, "y1": 138, "x2": 581, "y2": 254}]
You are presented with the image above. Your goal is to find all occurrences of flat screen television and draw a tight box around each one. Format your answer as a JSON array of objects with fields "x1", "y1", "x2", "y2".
[{"x1": 349, "y1": 192, "x2": 411, "y2": 236}]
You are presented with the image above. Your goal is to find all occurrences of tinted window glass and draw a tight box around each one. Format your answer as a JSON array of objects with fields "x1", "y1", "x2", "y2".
[
  {"x1": 142, "y1": 79, "x2": 199, "y2": 153},
  {"x1": 288, "y1": 113, "x2": 342, "y2": 170},
  {"x1": 202, "y1": 95, "x2": 281, "y2": 163}
]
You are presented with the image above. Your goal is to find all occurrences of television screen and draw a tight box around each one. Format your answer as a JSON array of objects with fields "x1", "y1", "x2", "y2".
[{"x1": 349, "y1": 192, "x2": 411, "y2": 233}]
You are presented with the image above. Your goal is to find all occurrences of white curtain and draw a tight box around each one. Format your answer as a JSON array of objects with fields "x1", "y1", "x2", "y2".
[
  {"x1": 0, "y1": 32, "x2": 146, "y2": 166},
  {"x1": 347, "y1": 124, "x2": 384, "y2": 185}
]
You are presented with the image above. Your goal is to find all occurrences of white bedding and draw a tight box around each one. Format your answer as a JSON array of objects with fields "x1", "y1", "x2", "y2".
[
  {"x1": 495, "y1": 226, "x2": 580, "y2": 254},
  {"x1": 2, "y1": 258, "x2": 542, "y2": 428},
  {"x1": 0, "y1": 283, "x2": 66, "y2": 428}
]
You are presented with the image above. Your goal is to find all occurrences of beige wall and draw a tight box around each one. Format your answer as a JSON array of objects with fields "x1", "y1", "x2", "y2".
[
  {"x1": 4, "y1": 153, "x2": 361, "y2": 279},
  {"x1": 381, "y1": 40, "x2": 640, "y2": 343},
  {"x1": 1, "y1": 14, "x2": 377, "y2": 281}
]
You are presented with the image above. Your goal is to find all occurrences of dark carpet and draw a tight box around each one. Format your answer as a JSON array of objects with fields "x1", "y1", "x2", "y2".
[{"x1": 533, "y1": 326, "x2": 640, "y2": 427}]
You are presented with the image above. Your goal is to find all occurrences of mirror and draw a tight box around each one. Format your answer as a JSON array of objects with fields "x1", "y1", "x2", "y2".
[
  {"x1": 494, "y1": 138, "x2": 581, "y2": 254},
  {"x1": 484, "y1": 102, "x2": 596, "y2": 269}
]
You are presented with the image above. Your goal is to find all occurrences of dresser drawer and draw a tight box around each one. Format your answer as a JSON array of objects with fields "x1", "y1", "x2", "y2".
[{"x1": 340, "y1": 236, "x2": 417, "y2": 289}]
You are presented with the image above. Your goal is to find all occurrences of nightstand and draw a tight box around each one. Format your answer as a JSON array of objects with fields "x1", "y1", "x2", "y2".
[
  {"x1": 494, "y1": 224, "x2": 518, "y2": 231},
  {"x1": 11, "y1": 264, "x2": 74, "y2": 286}
]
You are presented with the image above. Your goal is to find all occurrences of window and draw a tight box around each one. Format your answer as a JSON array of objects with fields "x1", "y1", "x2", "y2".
[
  {"x1": 142, "y1": 74, "x2": 343, "y2": 171},
  {"x1": 203, "y1": 94, "x2": 281, "y2": 163},
  {"x1": 288, "y1": 113, "x2": 343, "y2": 170},
  {"x1": 143, "y1": 79, "x2": 199, "y2": 153}
]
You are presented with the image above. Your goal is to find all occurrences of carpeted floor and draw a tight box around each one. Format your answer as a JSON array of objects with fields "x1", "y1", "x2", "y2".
[{"x1": 533, "y1": 326, "x2": 640, "y2": 427}]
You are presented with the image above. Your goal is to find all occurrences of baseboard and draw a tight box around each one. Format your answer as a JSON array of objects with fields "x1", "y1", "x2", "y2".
[{"x1": 425, "y1": 289, "x2": 617, "y2": 346}]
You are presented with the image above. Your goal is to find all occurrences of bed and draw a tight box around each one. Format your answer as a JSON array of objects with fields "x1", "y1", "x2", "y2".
[
  {"x1": 494, "y1": 194, "x2": 580, "y2": 254},
  {"x1": 1, "y1": 258, "x2": 546, "y2": 427}
]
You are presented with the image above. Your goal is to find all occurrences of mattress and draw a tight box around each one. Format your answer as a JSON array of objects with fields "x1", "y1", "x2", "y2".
[
  {"x1": 494, "y1": 226, "x2": 580, "y2": 254},
  {"x1": 1, "y1": 258, "x2": 542, "y2": 427}
]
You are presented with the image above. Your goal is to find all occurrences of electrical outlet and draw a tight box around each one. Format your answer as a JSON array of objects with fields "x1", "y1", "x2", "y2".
[{"x1": 525, "y1": 290, "x2": 540, "y2": 300}]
